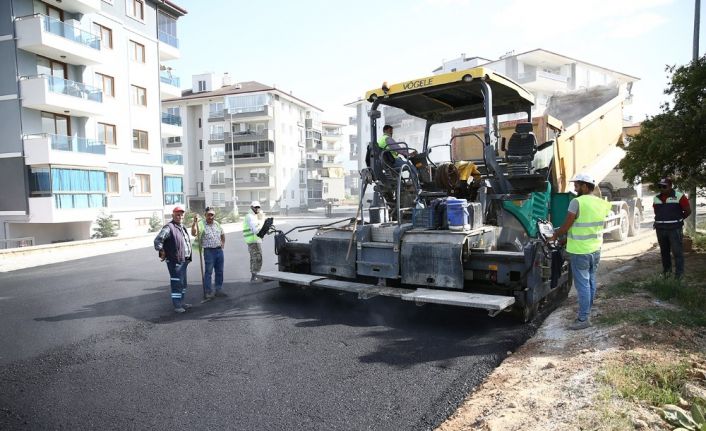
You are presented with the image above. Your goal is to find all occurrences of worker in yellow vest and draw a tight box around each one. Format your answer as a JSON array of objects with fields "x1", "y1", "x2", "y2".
[
  {"x1": 550, "y1": 173, "x2": 611, "y2": 330},
  {"x1": 243, "y1": 201, "x2": 264, "y2": 282}
]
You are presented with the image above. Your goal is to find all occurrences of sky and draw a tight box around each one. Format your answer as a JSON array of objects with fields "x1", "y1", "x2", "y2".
[{"x1": 169, "y1": 0, "x2": 705, "y2": 124}]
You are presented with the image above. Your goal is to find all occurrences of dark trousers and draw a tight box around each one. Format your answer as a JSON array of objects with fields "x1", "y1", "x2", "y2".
[
  {"x1": 166, "y1": 260, "x2": 189, "y2": 307},
  {"x1": 655, "y1": 228, "x2": 684, "y2": 278},
  {"x1": 203, "y1": 247, "x2": 224, "y2": 293}
]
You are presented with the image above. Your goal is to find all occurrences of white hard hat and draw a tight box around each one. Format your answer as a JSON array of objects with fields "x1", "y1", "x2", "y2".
[
  {"x1": 570, "y1": 173, "x2": 596, "y2": 186},
  {"x1": 250, "y1": 200, "x2": 261, "y2": 208}
]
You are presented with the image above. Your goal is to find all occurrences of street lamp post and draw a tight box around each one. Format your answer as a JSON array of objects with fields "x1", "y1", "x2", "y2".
[{"x1": 229, "y1": 111, "x2": 238, "y2": 217}]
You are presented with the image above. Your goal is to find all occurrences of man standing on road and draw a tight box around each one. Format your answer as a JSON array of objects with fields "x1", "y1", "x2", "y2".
[
  {"x1": 551, "y1": 173, "x2": 611, "y2": 330},
  {"x1": 154, "y1": 207, "x2": 193, "y2": 313},
  {"x1": 192, "y1": 207, "x2": 227, "y2": 300},
  {"x1": 653, "y1": 177, "x2": 691, "y2": 279},
  {"x1": 243, "y1": 201, "x2": 264, "y2": 282}
]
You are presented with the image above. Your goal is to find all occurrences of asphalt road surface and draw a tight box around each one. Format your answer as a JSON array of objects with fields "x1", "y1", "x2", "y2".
[{"x1": 0, "y1": 216, "x2": 548, "y2": 430}]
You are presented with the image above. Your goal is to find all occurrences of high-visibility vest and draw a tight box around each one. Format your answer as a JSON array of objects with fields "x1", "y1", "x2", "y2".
[
  {"x1": 653, "y1": 191, "x2": 685, "y2": 228},
  {"x1": 567, "y1": 194, "x2": 612, "y2": 255},
  {"x1": 242, "y1": 213, "x2": 260, "y2": 244},
  {"x1": 377, "y1": 135, "x2": 399, "y2": 158}
]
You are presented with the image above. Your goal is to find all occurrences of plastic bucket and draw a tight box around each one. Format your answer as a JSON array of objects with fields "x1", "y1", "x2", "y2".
[{"x1": 447, "y1": 198, "x2": 469, "y2": 231}]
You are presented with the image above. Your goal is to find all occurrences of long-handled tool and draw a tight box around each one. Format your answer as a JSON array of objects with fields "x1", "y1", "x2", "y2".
[{"x1": 194, "y1": 214, "x2": 209, "y2": 302}]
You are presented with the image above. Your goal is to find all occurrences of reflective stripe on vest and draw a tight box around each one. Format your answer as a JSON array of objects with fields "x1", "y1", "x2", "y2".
[
  {"x1": 653, "y1": 191, "x2": 684, "y2": 225},
  {"x1": 242, "y1": 217, "x2": 258, "y2": 244},
  {"x1": 567, "y1": 195, "x2": 612, "y2": 255},
  {"x1": 377, "y1": 135, "x2": 399, "y2": 158}
]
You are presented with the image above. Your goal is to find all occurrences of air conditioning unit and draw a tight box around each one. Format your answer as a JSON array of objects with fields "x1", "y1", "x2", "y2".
[{"x1": 128, "y1": 177, "x2": 137, "y2": 187}]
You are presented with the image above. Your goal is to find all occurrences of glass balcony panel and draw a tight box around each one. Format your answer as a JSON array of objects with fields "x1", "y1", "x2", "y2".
[
  {"x1": 159, "y1": 72, "x2": 180, "y2": 87},
  {"x1": 158, "y1": 31, "x2": 179, "y2": 48},
  {"x1": 161, "y1": 112, "x2": 182, "y2": 126},
  {"x1": 41, "y1": 15, "x2": 101, "y2": 50},
  {"x1": 42, "y1": 75, "x2": 103, "y2": 102},
  {"x1": 45, "y1": 133, "x2": 105, "y2": 154},
  {"x1": 163, "y1": 153, "x2": 183, "y2": 165}
]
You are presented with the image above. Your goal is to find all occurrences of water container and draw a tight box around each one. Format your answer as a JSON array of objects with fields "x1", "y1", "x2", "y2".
[{"x1": 447, "y1": 197, "x2": 470, "y2": 231}]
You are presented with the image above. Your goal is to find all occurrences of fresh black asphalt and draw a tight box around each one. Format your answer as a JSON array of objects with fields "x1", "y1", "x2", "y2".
[{"x1": 0, "y1": 218, "x2": 538, "y2": 430}]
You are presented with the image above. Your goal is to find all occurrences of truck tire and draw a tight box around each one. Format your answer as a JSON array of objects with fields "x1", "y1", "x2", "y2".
[
  {"x1": 628, "y1": 208, "x2": 642, "y2": 237},
  {"x1": 610, "y1": 209, "x2": 629, "y2": 241}
]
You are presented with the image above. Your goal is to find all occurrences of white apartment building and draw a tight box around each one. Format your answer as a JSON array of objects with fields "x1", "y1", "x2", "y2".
[
  {"x1": 162, "y1": 74, "x2": 323, "y2": 213},
  {"x1": 0, "y1": 0, "x2": 186, "y2": 247},
  {"x1": 309, "y1": 121, "x2": 346, "y2": 204}
]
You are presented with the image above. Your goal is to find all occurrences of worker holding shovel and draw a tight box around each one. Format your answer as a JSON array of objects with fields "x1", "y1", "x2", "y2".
[{"x1": 191, "y1": 207, "x2": 227, "y2": 301}]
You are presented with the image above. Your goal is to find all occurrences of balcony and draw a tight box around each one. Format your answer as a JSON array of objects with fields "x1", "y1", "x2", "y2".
[
  {"x1": 234, "y1": 175, "x2": 274, "y2": 189},
  {"x1": 227, "y1": 151, "x2": 274, "y2": 167},
  {"x1": 21, "y1": 75, "x2": 103, "y2": 117},
  {"x1": 161, "y1": 112, "x2": 182, "y2": 138},
  {"x1": 223, "y1": 129, "x2": 274, "y2": 144},
  {"x1": 15, "y1": 15, "x2": 102, "y2": 65},
  {"x1": 162, "y1": 153, "x2": 184, "y2": 175},
  {"x1": 159, "y1": 72, "x2": 181, "y2": 99},
  {"x1": 163, "y1": 137, "x2": 182, "y2": 148},
  {"x1": 28, "y1": 195, "x2": 105, "y2": 223},
  {"x1": 23, "y1": 133, "x2": 106, "y2": 167},
  {"x1": 318, "y1": 144, "x2": 342, "y2": 155},
  {"x1": 158, "y1": 31, "x2": 180, "y2": 60},
  {"x1": 208, "y1": 110, "x2": 225, "y2": 122},
  {"x1": 49, "y1": 0, "x2": 101, "y2": 14},
  {"x1": 225, "y1": 105, "x2": 271, "y2": 120},
  {"x1": 517, "y1": 69, "x2": 569, "y2": 92}
]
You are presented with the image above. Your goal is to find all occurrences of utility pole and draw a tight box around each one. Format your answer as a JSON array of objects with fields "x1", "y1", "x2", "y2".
[{"x1": 687, "y1": 0, "x2": 700, "y2": 234}]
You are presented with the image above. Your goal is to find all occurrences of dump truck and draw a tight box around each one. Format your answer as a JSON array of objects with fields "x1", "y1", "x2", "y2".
[{"x1": 257, "y1": 67, "x2": 638, "y2": 321}]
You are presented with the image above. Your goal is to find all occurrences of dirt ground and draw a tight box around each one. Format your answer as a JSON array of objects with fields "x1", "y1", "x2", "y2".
[{"x1": 436, "y1": 233, "x2": 706, "y2": 431}]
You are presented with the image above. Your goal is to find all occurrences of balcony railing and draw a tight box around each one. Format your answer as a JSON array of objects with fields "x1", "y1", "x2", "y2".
[
  {"x1": 158, "y1": 30, "x2": 179, "y2": 48},
  {"x1": 163, "y1": 153, "x2": 183, "y2": 165},
  {"x1": 161, "y1": 112, "x2": 182, "y2": 126},
  {"x1": 209, "y1": 132, "x2": 225, "y2": 141},
  {"x1": 226, "y1": 105, "x2": 268, "y2": 115},
  {"x1": 29, "y1": 133, "x2": 106, "y2": 155},
  {"x1": 28, "y1": 14, "x2": 101, "y2": 50},
  {"x1": 159, "y1": 72, "x2": 180, "y2": 87},
  {"x1": 24, "y1": 75, "x2": 103, "y2": 102}
]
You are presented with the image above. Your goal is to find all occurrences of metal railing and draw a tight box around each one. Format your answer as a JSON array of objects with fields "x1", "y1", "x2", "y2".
[
  {"x1": 17, "y1": 14, "x2": 101, "y2": 50},
  {"x1": 161, "y1": 112, "x2": 182, "y2": 126},
  {"x1": 159, "y1": 72, "x2": 180, "y2": 87},
  {"x1": 23, "y1": 75, "x2": 103, "y2": 102},
  {"x1": 226, "y1": 105, "x2": 267, "y2": 115},
  {"x1": 162, "y1": 153, "x2": 183, "y2": 165},
  {"x1": 0, "y1": 237, "x2": 34, "y2": 249},
  {"x1": 158, "y1": 30, "x2": 179, "y2": 48},
  {"x1": 26, "y1": 133, "x2": 106, "y2": 155}
]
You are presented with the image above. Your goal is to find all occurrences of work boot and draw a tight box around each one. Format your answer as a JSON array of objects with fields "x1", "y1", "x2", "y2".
[
  {"x1": 182, "y1": 303, "x2": 193, "y2": 310},
  {"x1": 569, "y1": 319, "x2": 591, "y2": 330},
  {"x1": 214, "y1": 291, "x2": 228, "y2": 298},
  {"x1": 174, "y1": 307, "x2": 186, "y2": 314},
  {"x1": 205, "y1": 291, "x2": 215, "y2": 300}
]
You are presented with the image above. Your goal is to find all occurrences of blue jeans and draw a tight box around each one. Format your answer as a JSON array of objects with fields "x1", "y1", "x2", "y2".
[
  {"x1": 166, "y1": 260, "x2": 189, "y2": 308},
  {"x1": 393, "y1": 157, "x2": 419, "y2": 186},
  {"x1": 655, "y1": 228, "x2": 684, "y2": 278},
  {"x1": 203, "y1": 247, "x2": 224, "y2": 293},
  {"x1": 569, "y1": 251, "x2": 601, "y2": 321}
]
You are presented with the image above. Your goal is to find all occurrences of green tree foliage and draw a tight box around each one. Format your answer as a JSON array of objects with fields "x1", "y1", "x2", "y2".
[
  {"x1": 91, "y1": 213, "x2": 117, "y2": 238},
  {"x1": 148, "y1": 212, "x2": 162, "y2": 233},
  {"x1": 619, "y1": 55, "x2": 706, "y2": 192}
]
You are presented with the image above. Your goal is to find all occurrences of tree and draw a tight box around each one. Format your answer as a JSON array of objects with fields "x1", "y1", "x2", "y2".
[
  {"x1": 619, "y1": 55, "x2": 706, "y2": 193},
  {"x1": 91, "y1": 213, "x2": 117, "y2": 238},
  {"x1": 148, "y1": 212, "x2": 162, "y2": 233}
]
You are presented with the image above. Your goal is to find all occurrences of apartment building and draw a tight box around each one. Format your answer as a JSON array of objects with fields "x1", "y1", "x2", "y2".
[
  {"x1": 347, "y1": 49, "x2": 638, "y2": 172},
  {"x1": 0, "y1": 0, "x2": 186, "y2": 247},
  {"x1": 306, "y1": 121, "x2": 346, "y2": 205},
  {"x1": 162, "y1": 74, "x2": 322, "y2": 213}
]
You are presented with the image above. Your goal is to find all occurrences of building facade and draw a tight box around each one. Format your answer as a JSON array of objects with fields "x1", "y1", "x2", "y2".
[
  {"x1": 162, "y1": 75, "x2": 323, "y2": 214},
  {"x1": 0, "y1": 0, "x2": 186, "y2": 246}
]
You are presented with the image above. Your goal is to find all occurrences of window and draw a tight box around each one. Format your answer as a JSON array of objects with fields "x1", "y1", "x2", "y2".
[
  {"x1": 211, "y1": 170, "x2": 225, "y2": 185},
  {"x1": 37, "y1": 56, "x2": 67, "y2": 79},
  {"x1": 34, "y1": 1, "x2": 63, "y2": 20},
  {"x1": 107, "y1": 172, "x2": 119, "y2": 194},
  {"x1": 49, "y1": 168, "x2": 107, "y2": 209},
  {"x1": 41, "y1": 111, "x2": 70, "y2": 136},
  {"x1": 198, "y1": 118, "x2": 202, "y2": 128},
  {"x1": 199, "y1": 161, "x2": 203, "y2": 170},
  {"x1": 129, "y1": 40, "x2": 145, "y2": 63},
  {"x1": 210, "y1": 146, "x2": 225, "y2": 163},
  {"x1": 136, "y1": 217, "x2": 150, "y2": 226},
  {"x1": 98, "y1": 123, "x2": 116, "y2": 146},
  {"x1": 164, "y1": 176, "x2": 184, "y2": 205},
  {"x1": 135, "y1": 173, "x2": 150, "y2": 195},
  {"x1": 131, "y1": 85, "x2": 146, "y2": 106},
  {"x1": 132, "y1": 129, "x2": 148, "y2": 150},
  {"x1": 92, "y1": 23, "x2": 113, "y2": 49},
  {"x1": 95, "y1": 73, "x2": 114, "y2": 98},
  {"x1": 212, "y1": 192, "x2": 225, "y2": 207},
  {"x1": 198, "y1": 80, "x2": 206, "y2": 92},
  {"x1": 199, "y1": 139, "x2": 203, "y2": 149},
  {"x1": 128, "y1": 0, "x2": 144, "y2": 20}
]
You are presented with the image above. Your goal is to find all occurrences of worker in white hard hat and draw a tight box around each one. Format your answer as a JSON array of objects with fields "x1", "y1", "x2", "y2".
[
  {"x1": 243, "y1": 200, "x2": 264, "y2": 282},
  {"x1": 550, "y1": 173, "x2": 611, "y2": 330}
]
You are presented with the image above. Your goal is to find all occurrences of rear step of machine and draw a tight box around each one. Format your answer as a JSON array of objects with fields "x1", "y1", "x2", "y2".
[{"x1": 256, "y1": 271, "x2": 516, "y2": 316}]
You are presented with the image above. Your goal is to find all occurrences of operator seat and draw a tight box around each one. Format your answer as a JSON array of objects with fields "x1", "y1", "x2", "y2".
[{"x1": 506, "y1": 122, "x2": 537, "y2": 175}]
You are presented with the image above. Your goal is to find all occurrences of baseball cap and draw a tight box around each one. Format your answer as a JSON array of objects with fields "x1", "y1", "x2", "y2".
[
  {"x1": 658, "y1": 177, "x2": 672, "y2": 186},
  {"x1": 251, "y1": 200, "x2": 261, "y2": 208},
  {"x1": 205, "y1": 206, "x2": 216, "y2": 215},
  {"x1": 570, "y1": 173, "x2": 596, "y2": 186},
  {"x1": 172, "y1": 206, "x2": 185, "y2": 213}
]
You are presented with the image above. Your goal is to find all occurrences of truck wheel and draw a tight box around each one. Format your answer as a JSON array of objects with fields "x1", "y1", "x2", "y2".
[
  {"x1": 610, "y1": 209, "x2": 629, "y2": 241},
  {"x1": 628, "y1": 208, "x2": 642, "y2": 237}
]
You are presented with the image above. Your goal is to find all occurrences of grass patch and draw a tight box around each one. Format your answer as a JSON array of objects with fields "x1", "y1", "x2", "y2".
[
  {"x1": 693, "y1": 233, "x2": 706, "y2": 250},
  {"x1": 600, "y1": 275, "x2": 706, "y2": 327},
  {"x1": 600, "y1": 355, "x2": 691, "y2": 406}
]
